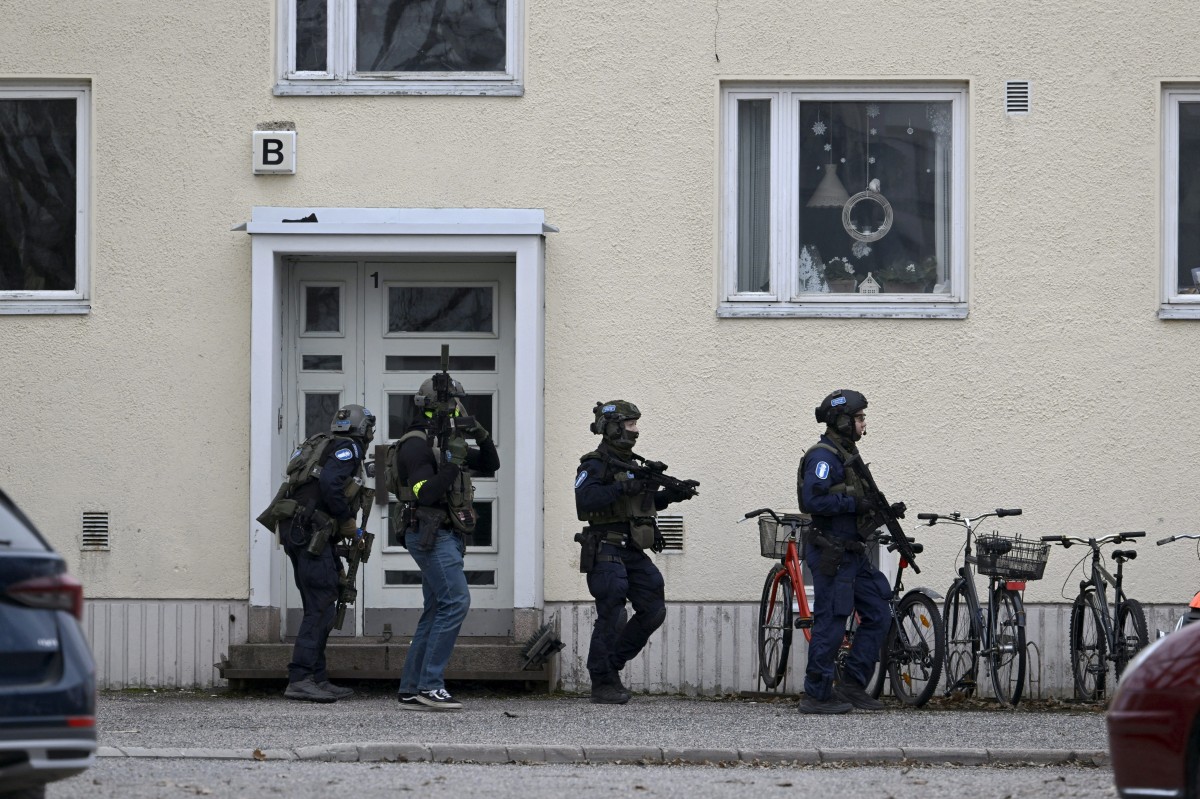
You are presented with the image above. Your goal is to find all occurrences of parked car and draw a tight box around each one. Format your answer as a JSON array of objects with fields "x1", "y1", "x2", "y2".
[
  {"x1": 1108, "y1": 620, "x2": 1200, "y2": 799},
  {"x1": 0, "y1": 488, "x2": 95, "y2": 799}
]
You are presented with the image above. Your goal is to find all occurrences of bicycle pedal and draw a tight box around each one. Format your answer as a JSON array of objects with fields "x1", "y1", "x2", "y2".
[{"x1": 795, "y1": 618, "x2": 813, "y2": 630}]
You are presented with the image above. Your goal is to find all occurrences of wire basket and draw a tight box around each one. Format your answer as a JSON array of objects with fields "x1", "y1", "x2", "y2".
[
  {"x1": 975, "y1": 534, "x2": 1050, "y2": 580},
  {"x1": 758, "y1": 514, "x2": 810, "y2": 560}
]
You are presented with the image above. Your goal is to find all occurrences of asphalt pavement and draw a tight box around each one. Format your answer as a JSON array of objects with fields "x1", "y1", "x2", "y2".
[{"x1": 95, "y1": 685, "x2": 1110, "y2": 767}]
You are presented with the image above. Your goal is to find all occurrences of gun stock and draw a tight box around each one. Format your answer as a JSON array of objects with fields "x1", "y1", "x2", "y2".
[
  {"x1": 334, "y1": 493, "x2": 375, "y2": 630},
  {"x1": 845, "y1": 454, "x2": 920, "y2": 574}
]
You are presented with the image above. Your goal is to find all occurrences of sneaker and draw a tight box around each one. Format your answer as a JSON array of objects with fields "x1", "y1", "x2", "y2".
[
  {"x1": 397, "y1": 693, "x2": 428, "y2": 711},
  {"x1": 797, "y1": 694, "x2": 854, "y2": 715},
  {"x1": 834, "y1": 680, "x2": 886, "y2": 712},
  {"x1": 318, "y1": 680, "x2": 354, "y2": 699},
  {"x1": 416, "y1": 688, "x2": 463, "y2": 710},
  {"x1": 590, "y1": 682, "x2": 631, "y2": 705},
  {"x1": 283, "y1": 677, "x2": 338, "y2": 703}
]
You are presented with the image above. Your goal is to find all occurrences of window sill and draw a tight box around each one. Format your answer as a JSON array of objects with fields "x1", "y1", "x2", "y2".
[
  {"x1": 718, "y1": 300, "x2": 967, "y2": 319},
  {"x1": 1158, "y1": 302, "x2": 1200, "y2": 320},
  {"x1": 273, "y1": 79, "x2": 523, "y2": 97},
  {"x1": 0, "y1": 299, "x2": 91, "y2": 315}
]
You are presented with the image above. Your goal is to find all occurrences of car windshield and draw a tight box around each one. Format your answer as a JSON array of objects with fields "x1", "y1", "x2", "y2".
[{"x1": 0, "y1": 500, "x2": 47, "y2": 552}]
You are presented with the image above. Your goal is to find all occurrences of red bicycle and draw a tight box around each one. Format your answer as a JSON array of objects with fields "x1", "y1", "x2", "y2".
[{"x1": 745, "y1": 508, "x2": 812, "y2": 689}]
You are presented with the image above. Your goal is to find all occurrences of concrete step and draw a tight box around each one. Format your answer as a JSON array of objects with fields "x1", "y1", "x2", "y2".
[{"x1": 220, "y1": 640, "x2": 551, "y2": 685}]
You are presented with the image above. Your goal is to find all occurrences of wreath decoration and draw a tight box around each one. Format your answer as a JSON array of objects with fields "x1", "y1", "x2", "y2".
[{"x1": 841, "y1": 188, "x2": 893, "y2": 243}]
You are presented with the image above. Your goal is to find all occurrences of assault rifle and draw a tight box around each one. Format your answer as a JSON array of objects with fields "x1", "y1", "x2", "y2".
[
  {"x1": 334, "y1": 489, "x2": 375, "y2": 630},
  {"x1": 602, "y1": 453, "x2": 700, "y2": 500},
  {"x1": 429, "y1": 344, "x2": 476, "y2": 446},
  {"x1": 844, "y1": 454, "x2": 919, "y2": 573}
]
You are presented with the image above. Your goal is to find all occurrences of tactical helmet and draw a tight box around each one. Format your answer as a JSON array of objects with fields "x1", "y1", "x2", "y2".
[
  {"x1": 815, "y1": 389, "x2": 868, "y2": 441},
  {"x1": 414, "y1": 375, "x2": 466, "y2": 413},
  {"x1": 331, "y1": 404, "x2": 376, "y2": 443},
  {"x1": 591, "y1": 400, "x2": 641, "y2": 448}
]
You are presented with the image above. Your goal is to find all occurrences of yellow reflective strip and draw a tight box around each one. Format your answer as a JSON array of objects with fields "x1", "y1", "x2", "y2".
[{"x1": 413, "y1": 479, "x2": 427, "y2": 498}]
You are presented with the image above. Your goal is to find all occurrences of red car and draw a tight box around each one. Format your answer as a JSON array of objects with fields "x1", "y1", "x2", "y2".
[{"x1": 1108, "y1": 620, "x2": 1200, "y2": 799}]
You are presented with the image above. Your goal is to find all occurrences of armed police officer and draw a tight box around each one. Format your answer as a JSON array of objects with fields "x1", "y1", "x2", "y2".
[
  {"x1": 278, "y1": 404, "x2": 375, "y2": 703},
  {"x1": 798, "y1": 390, "x2": 904, "y2": 714},
  {"x1": 575, "y1": 400, "x2": 698, "y2": 704},
  {"x1": 389, "y1": 373, "x2": 498, "y2": 711}
]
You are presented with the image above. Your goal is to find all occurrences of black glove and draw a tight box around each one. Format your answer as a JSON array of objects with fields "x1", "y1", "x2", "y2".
[
  {"x1": 621, "y1": 478, "x2": 648, "y2": 496},
  {"x1": 443, "y1": 437, "x2": 469, "y2": 466},
  {"x1": 652, "y1": 530, "x2": 667, "y2": 553},
  {"x1": 856, "y1": 496, "x2": 878, "y2": 515},
  {"x1": 466, "y1": 419, "x2": 490, "y2": 442},
  {"x1": 665, "y1": 485, "x2": 694, "y2": 502},
  {"x1": 889, "y1": 501, "x2": 907, "y2": 519}
]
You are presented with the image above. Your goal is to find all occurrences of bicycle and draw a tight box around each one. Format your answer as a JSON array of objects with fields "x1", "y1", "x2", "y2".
[
  {"x1": 1042, "y1": 531, "x2": 1148, "y2": 700},
  {"x1": 745, "y1": 508, "x2": 813, "y2": 689},
  {"x1": 836, "y1": 531, "x2": 946, "y2": 706},
  {"x1": 1156, "y1": 533, "x2": 1200, "y2": 633},
  {"x1": 919, "y1": 507, "x2": 1046, "y2": 706}
]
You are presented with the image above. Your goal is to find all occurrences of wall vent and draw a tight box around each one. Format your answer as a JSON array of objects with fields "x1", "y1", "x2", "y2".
[
  {"x1": 657, "y1": 515, "x2": 685, "y2": 552},
  {"x1": 81, "y1": 511, "x2": 110, "y2": 550},
  {"x1": 1006, "y1": 80, "x2": 1031, "y2": 115}
]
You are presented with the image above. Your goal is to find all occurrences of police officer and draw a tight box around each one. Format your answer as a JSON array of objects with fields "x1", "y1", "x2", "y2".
[
  {"x1": 797, "y1": 389, "x2": 901, "y2": 714},
  {"x1": 392, "y1": 376, "x2": 498, "y2": 711},
  {"x1": 280, "y1": 404, "x2": 375, "y2": 703},
  {"x1": 575, "y1": 400, "x2": 693, "y2": 704}
]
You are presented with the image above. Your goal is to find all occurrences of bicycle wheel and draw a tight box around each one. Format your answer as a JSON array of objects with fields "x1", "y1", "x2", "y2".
[
  {"x1": 1114, "y1": 598, "x2": 1149, "y2": 681},
  {"x1": 1069, "y1": 590, "x2": 1108, "y2": 700},
  {"x1": 757, "y1": 565, "x2": 794, "y2": 689},
  {"x1": 987, "y1": 588, "x2": 1026, "y2": 706},
  {"x1": 942, "y1": 580, "x2": 980, "y2": 697},
  {"x1": 887, "y1": 592, "x2": 945, "y2": 707}
]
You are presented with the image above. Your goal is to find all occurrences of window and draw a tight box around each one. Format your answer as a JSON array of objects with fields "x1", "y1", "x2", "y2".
[
  {"x1": 720, "y1": 84, "x2": 968, "y2": 318},
  {"x1": 1163, "y1": 87, "x2": 1200, "y2": 318},
  {"x1": 0, "y1": 81, "x2": 90, "y2": 314},
  {"x1": 276, "y1": 0, "x2": 524, "y2": 96}
]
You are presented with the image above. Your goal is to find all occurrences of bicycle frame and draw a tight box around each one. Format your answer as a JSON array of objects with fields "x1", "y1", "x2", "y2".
[{"x1": 953, "y1": 523, "x2": 1025, "y2": 659}]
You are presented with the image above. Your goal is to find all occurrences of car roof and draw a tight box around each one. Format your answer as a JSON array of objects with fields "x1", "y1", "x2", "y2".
[{"x1": 0, "y1": 486, "x2": 53, "y2": 553}]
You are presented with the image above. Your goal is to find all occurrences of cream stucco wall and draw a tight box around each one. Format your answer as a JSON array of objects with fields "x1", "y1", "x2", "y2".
[{"x1": 0, "y1": 1, "x2": 1197, "y2": 614}]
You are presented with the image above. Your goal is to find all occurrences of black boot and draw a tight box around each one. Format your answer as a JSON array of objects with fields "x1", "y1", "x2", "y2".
[
  {"x1": 797, "y1": 694, "x2": 853, "y2": 715},
  {"x1": 834, "y1": 680, "x2": 885, "y2": 711},
  {"x1": 590, "y1": 681, "x2": 631, "y2": 705}
]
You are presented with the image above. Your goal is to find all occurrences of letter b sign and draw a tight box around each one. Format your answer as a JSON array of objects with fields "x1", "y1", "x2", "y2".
[{"x1": 252, "y1": 131, "x2": 296, "y2": 174}]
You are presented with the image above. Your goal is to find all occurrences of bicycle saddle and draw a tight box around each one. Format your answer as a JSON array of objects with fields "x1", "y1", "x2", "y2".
[{"x1": 1113, "y1": 549, "x2": 1138, "y2": 561}]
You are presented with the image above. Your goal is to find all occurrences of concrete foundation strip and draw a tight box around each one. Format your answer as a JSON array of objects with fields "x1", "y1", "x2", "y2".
[{"x1": 97, "y1": 744, "x2": 1110, "y2": 767}]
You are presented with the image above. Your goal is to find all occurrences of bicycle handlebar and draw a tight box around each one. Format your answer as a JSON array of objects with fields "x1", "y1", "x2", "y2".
[
  {"x1": 916, "y1": 508, "x2": 1021, "y2": 525},
  {"x1": 996, "y1": 508, "x2": 1023, "y2": 517},
  {"x1": 743, "y1": 508, "x2": 770, "y2": 520},
  {"x1": 916, "y1": 513, "x2": 937, "y2": 520},
  {"x1": 1158, "y1": 533, "x2": 1200, "y2": 545},
  {"x1": 1042, "y1": 531, "x2": 1146, "y2": 548}
]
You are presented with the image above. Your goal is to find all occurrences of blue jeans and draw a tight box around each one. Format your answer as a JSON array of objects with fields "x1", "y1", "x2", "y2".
[{"x1": 399, "y1": 529, "x2": 471, "y2": 694}]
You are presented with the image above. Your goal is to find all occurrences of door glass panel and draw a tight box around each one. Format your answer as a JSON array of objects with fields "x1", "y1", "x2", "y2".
[
  {"x1": 305, "y1": 285, "x2": 341, "y2": 332},
  {"x1": 468, "y1": 501, "x2": 492, "y2": 548},
  {"x1": 302, "y1": 354, "x2": 343, "y2": 371},
  {"x1": 387, "y1": 286, "x2": 494, "y2": 333},
  {"x1": 305, "y1": 392, "x2": 341, "y2": 439},
  {"x1": 385, "y1": 570, "x2": 497, "y2": 586},
  {"x1": 385, "y1": 355, "x2": 496, "y2": 372},
  {"x1": 387, "y1": 393, "x2": 495, "y2": 477}
]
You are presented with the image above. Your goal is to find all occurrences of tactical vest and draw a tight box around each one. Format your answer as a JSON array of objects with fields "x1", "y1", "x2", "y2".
[
  {"x1": 799, "y1": 439, "x2": 864, "y2": 515},
  {"x1": 385, "y1": 429, "x2": 476, "y2": 536},
  {"x1": 255, "y1": 434, "x2": 366, "y2": 533},
  {"x1": 576, "y1": 450, "x2": 657, "y2": 550}
]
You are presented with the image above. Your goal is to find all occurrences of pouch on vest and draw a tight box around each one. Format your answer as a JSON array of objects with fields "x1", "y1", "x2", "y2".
[
  {"x1": 256, "y1": 481, "x2": 299, "y2": 534},
  {"x1": 629, "y1": 520, "x2": 657, "y2": 552},
  {"x1": 446, "y1": 472, "x2": 477, "y2": 534},
  {"x1": 413, "y1": 506, "x2": 448, "y2": 551}
]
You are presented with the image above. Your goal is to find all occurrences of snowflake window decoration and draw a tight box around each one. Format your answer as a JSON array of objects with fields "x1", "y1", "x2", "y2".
[
  {"x1": 852, "y1": 241, "x2": 873, "y2": 259},
  {"x1": 866, "y1": 104, "x2": 880, "y2": 118},
  {"x1": 812, "y1": 120, "x2": 827, "y2": 136},
  {"x1": 824, "y1": 143, "x2": 832, "y2": 152}
]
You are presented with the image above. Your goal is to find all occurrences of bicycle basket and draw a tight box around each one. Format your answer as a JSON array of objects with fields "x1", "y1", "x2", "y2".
[
  {"x1": 975, "y1": 534, "x2": 1050, "y2": 580},
  {"x1": 758, "y1": 514, "x2": 809, "y2": 559}
]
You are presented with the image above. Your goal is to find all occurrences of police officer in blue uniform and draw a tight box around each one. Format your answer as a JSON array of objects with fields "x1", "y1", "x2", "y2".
[
  {"x1": 575, "y1": 400, "x2": 693, "y2": 704},
  {"x1": 797, "y1": 389, "x2": 899, "y2": 714},
  {"x1": 281, "y1": 404, "x2": 375, "y2": 703}
]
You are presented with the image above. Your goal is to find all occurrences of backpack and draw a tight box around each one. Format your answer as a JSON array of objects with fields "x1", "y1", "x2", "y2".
[{"x1": 254, "y1": 432, "x2": 338, "y2": 534}]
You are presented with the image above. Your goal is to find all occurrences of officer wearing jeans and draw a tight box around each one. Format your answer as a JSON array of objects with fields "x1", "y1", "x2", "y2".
[
  {"x1": 797, "y1": 390, "x2": 897, "y2": 715},
  {"x1": 393, "y1": 377, "x2": 499, "y2": 711},
  {"x1": 575, "y1": 400, "x2": 693, "y2": 704}
]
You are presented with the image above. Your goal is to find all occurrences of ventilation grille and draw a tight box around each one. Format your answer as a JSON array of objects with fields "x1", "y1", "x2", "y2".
[
  {"x1": 657, "y1": 515, "x2": 685, "y2": 552},
  {"x1": 81, "y1": 511, "x2": 110, "y2": 550},
  {"x1": 1006, "y1": 81, "x2": 1030, "y2": 115}
]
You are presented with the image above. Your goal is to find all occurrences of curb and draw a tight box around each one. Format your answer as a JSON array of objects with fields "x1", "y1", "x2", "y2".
[{"x1": 96, "y1": 744, "x2": 1110, "y2": 767}]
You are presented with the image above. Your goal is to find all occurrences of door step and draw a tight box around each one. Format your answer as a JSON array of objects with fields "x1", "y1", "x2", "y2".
[{"x1": 220, "y1": 639, "x2": 551, "y2": 685}]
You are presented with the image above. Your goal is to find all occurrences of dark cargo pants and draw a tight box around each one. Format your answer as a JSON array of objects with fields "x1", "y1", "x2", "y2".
[
  {"x1": 282, "y1": 518, "x2": 340, "y2": 684},
  {"x1": 586, "y1": 543, "x2": 666, "y2": 685}
]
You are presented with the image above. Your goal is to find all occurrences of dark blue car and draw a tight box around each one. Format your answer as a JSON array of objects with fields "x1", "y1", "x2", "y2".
[{"x1": 0, "y1": 488, "x2": 95, "y2": 799}]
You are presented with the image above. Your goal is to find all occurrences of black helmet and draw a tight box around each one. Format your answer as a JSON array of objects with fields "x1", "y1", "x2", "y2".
[
  {"x1": 591, "y1": 400, "x2": 641, "y2": 449},
  {"x1": 332, "y1": 404, "x2": 376, "y2": 444},
  {"x1": 815, "y1": 389, "x2": 867, "y2": 441}
]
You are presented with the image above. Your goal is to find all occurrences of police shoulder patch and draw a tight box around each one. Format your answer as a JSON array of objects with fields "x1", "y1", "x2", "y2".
[
  {"x1": 334, "y1": 448, "x2": 354, "y2": 461},
  {"x1": 574, "y1": 471, "x2": 588, "y2": 488},
  {"x1": 815, "y1": 461, "x2": 830, "y2": 480}
]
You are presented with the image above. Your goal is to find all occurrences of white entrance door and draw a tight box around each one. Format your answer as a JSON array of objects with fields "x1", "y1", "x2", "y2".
[{"x1": 284, "y1": 258, "x2": 516, "y2": 638}]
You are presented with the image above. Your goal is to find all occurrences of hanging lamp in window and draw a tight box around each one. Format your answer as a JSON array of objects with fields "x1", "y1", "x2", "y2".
[{"x1": 807, "y1": 106, "x2": 851, "y2": 207}]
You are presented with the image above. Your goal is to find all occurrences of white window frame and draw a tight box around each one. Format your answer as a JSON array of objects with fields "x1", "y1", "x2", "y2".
[
  {"x1": 719, "y1": 83, "x2": 969, "y2": 319},
  {"x1": 0, "y1": 81, "x2": 90, "y2": 315},
  {"x1": 1161, "y1": 86, "x2": 1200, "y2": 319},
  {"x1": 274, "y1": 0, "x2": 524, "y2": 96}
]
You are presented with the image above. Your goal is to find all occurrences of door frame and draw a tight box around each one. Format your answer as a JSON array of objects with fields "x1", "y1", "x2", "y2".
[{"x1": 241, "y1": 207, "x2": 552, "y2": 641}]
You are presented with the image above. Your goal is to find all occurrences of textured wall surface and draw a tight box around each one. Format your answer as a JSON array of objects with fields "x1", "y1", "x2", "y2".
[{"x1": 0, "y1": 1, "x2": 1196, "y2": 613}]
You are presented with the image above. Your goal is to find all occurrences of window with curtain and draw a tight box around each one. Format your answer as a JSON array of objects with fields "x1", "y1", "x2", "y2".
[
  {"x1": 278, "y1": 0, "x2": 523, "y2": 96},
  {"x1": 722, "y1": 85, "x2": 967, "y2": 319}
]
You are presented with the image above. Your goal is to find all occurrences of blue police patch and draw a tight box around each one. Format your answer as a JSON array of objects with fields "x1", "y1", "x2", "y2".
[
  {"x1": 815, "y1": 461, "x2": 830, "y2": 480},
  {"x1": 831, "y1": 396, "x2": 847, "y2": 407},
  {"x1": 603, "y1": 404, "x2": 616, "y2": 413},
  {"x1": 334, "y1": 448, "x2": 354, "y2": 461},
  {"x1": 575, "y1": 471, "x2": 587, "y2": 488}
]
